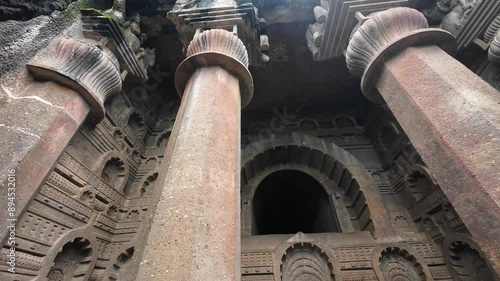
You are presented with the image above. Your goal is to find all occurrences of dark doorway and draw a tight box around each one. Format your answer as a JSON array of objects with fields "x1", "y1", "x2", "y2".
[{"x1": 252, "y1": 170, "x2": 340, "y2": 235}]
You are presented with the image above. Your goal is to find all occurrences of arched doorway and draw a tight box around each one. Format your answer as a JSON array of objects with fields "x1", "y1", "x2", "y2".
[
  {"x1": 253, "y1": 169, "x2": 340, "y2": 235},
  {"x1": 241, "y1": 132, "x2": 391, "y2": 237}
]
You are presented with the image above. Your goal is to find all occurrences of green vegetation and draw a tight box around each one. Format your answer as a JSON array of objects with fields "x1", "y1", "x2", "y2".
[{"x1": 75, "y1": 0, "x2": 90, "y2": 10}]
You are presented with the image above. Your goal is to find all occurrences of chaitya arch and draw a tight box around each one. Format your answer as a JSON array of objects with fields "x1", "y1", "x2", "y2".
[{"x1": 241, "y1": 132, "x2": 392, "y2": 237}]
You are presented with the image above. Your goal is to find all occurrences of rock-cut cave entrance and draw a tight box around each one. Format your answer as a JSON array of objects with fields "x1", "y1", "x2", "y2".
[{"x1": 252, "y1": 169, "x2": 340, "y2": 235}]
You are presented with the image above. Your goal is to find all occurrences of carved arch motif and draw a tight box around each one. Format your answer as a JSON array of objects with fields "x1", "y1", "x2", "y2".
[
  {"x1": 372, "y1": 245, "x2": 434, "y2": 281},
  {"x1": 241, "y1": 132, "x2": 391, "y2": 237},
  {"x1": 280, "y1": 243, "x2": 336, "y2": 281},
  {"x1": 444, "y1": 234, "x2": 497, "y2": 281}
]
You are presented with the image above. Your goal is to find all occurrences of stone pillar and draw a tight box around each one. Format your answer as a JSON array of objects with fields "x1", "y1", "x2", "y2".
[
  {"x1": 346, "y1": 7, "x2": 500, "y2": 276},
  {"x1": 137, "y1": 29, "x2": 253, "y2": 281},
  {"x1": 0, "y1": 38, "x2": 122, "y2": 242}
]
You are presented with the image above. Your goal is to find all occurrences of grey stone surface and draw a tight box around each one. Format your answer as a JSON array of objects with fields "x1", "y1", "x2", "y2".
[
  {"x1": 0, "y1": 6, "x2": 79, "y2": 78},
  {"x1": 0, "y1": 0, "x2": 78, "y2": 21}
]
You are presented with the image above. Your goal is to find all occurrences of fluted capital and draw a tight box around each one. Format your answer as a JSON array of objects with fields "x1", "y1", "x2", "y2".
[
  {"x1": 175, "y1": 29, "x2": 254, "y2": 108},
  {"x1": 27, "y1": 38, "x2": 122, "y2": 123},
  {"x1": 345, "y1": 7, "x2": 456, "y2": 103},
  {"x1": 187, "y1": 29, "x2": 249, "y2": 67},
  {"x1": 346, "y1": 8, "x2": 428, "y2": 77},
  {"x1": 488, "y1": 32, "x2": 500, "y2": 67}
]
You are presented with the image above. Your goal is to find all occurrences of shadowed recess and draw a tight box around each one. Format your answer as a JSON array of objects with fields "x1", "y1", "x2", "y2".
[{"x1": 252, "y1": 169, "x2": 340, "y2": 235}]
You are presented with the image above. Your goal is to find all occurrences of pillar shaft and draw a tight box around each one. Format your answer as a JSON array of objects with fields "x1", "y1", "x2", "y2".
[
  {"x1": 137, "y1": 28, "x2": 252, "y2": 281},
  {"x1": 0, "y1": 81, "x2": 90, "y2": 242},
  {"x1": 0, "y1": 37, "x2": 122, "y2": 243},
  {"x1": 139, "y1": 66, "x2": 242, "y2": 280},
  {"x1": 345, "y1": 7, "x2": 500, "y2": 277},
  {"x1": 376, "y1": 44, "x2": 500, "y2": 273}
]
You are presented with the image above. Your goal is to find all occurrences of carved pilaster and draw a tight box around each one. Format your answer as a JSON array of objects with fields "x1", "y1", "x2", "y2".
[
  {"x1": 27, "y1": 38, "x2": 122, "y2": 123},
  {"x1": 175, "y1": 29, "x2": 254, "y2": 107},
  {"x1": 345, "y1": 7, "x2": 456, "y2": 102}
]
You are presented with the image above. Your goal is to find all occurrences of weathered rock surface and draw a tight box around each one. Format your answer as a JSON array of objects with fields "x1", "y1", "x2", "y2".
[{"x1": 0, "y1": 0, "x2": 82, "y2": 21}]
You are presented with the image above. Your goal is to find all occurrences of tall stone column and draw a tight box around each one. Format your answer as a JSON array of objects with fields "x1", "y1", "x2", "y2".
[
  {"x1": 346, "y1": 7, "x2": 500, "y2": 276},
  {"x1": 137, "y1": 29, "x2": 253, "y2": 281},
  {"x1": 0, "y1": 38, "x2": 122, "y2": 242}
]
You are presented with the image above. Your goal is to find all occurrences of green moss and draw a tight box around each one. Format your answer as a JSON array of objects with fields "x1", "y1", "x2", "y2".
[
  {"x1": 88, "y1": 8, "x2": 115, "y2": 20},
  {"x1": 75, "y1": 0, "x2": 90, "y2": 10},
  {"x1": 73, "y1": 1, "x2": 125, "y2": 32}
]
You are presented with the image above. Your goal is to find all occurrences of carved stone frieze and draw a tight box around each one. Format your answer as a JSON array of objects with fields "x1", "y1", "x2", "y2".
[
  {"x1": 440, "y1": 0, "x2": 500, "y2": 49},
  {"x1": 27, "y1": 37, "x2": 122, "y2": 123},
  {"x1": 306, "y1": 0, "x2": 414, "y2": 60},
  {"x1": 168, "y1": 0, "x2": 265, "y2": 66},
  {"x1": 81, "y1": 9, "x2": 151, "y2": 80},
  {"x1": 0, "y1": 80, "x2": 172, "y2": 280}
]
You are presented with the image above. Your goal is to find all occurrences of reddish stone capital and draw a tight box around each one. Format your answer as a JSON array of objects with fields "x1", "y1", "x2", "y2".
[
  {"x1": 175, "y1": 29, "x2": 254, "y2": 108},
  {"x1": 346, "y1": 8, "x2": 428, "y2": 78},
  {"x1": 27, "y1": 37, "x2": 122, "y2": 123},
  {"x1": 346, "y1": 7, "x2": 456, "y2": 103}
]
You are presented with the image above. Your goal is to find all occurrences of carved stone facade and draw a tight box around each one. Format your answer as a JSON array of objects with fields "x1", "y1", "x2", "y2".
[
  {"x1": 0, "y1": 80, "x2": 177, "y2": 280},
  {"x1": 0, "y1": 0, "x2": 499, "y2": 281},
  {"x1": 238, "y1": 106, "x2": 497, "y2": 281}
]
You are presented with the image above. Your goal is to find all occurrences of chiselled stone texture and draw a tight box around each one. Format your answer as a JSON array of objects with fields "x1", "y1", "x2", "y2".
[
  {"x1": 241, "y1": 233, "x2": 450, "y2": 281},
  {"x1": 346, "y1": 7, "x2": 428, "y2": 77},
  {"x1": 27, "y1": 38, "x2": 122, "y2": 123},
  {"x1": 241, "y1": 132, "x2": 390, "y2": 237}
]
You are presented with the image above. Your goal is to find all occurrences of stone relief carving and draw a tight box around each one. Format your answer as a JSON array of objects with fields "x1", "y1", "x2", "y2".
[
  {"x1": 0, "y1": 78, "x2": 173, "y2": 280},
  {"x1": 422, "y1": 0, "x2": 461, "y2": 26},
  {"x1": 280, "y1": 243, "x2": 335, "y2": 281},
  {"x1": 378, "y1": 247, "x2": 426, "y2": 281},
  {"x1": 447, "y1": 241, "x2": 495, "y2": 281},
  {"x1": 238, "y1": 106, "x2": 496, "y2": 281},
  {"x1": 440, "y1": 0, "x2": 478, "y2": 33}
]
